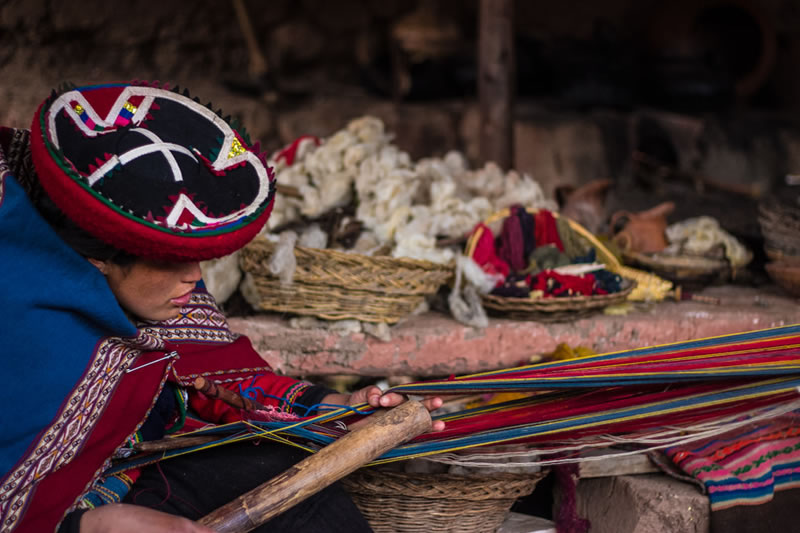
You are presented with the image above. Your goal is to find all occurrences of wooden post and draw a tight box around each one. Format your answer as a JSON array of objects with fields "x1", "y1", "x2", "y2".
[
  {"x1": 198, "y1": 400, "x2": 432, "y2": 533},
  {"x1": 479, "y1": 0, "x2": 515, "y2": 170}
]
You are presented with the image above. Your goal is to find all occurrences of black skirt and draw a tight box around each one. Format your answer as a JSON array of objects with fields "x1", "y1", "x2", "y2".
[{"x1": 121, "y1": 439, "x2": 373, "y2": 532}]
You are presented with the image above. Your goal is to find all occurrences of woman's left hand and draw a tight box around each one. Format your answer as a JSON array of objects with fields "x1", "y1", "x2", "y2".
[{"x1": 323, "y1": 386, "x2": 446, "y2": 432}]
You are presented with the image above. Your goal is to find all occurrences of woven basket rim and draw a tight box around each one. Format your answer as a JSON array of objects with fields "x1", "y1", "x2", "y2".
[
  {"x1": 765, "y1": 261, "x2": 800, "y2": 296},
  {"x1": 766, "y1": 261, "x2": 800, "y2": 274},
  {"x1": 343, "y1": 468, "x2": 548, "y2": 500},
  {"x1": 245, "y1": 235, "x2": 455, "y2": 270},
  {"x1": 343, "y1": 468, "x2": 548, "y2": 533},
  {"x1": 766, "y1": 247, "x2": 800, "y2": 264},
  {"x1": 759, "y1": 197, "x2": 800, "y2": 217},
  {"x1": 759, "y1": 215, "x2": 800, "y2": 233},
  {"x1": 622, "y1": 250, "x2": 730, "y2": 272},
  {"x1": 481, "y1": 278, "x2": 635, "y2": 313}
]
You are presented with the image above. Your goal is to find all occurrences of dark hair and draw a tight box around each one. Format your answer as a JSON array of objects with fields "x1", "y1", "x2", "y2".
[{"x1": 36, "y1": 192, "x2": 137, "y2": 266}]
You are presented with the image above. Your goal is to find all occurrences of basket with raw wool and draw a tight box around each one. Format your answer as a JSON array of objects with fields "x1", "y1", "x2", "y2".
[
  {"x1": 616, "y1": 213, "x2": 753, "y2": 290},
  {"x1": 621, "y1": 249, "x2": 733, "y2": 288},
  {"x1": 758, "y1": 196, "x2": 800, "y2": 261},
  {"x1": 758, "y1": 196, "x2": 800, "y2": 297},
  {"x1": 240, "y1": 236, "x2": 454, "y2": 324},
  {"x1": 464, "y1": 206, "x2": 638, "y2": 322},
  {"x1": 342, "y1": 451, "x2": 548, "y2": 533}
]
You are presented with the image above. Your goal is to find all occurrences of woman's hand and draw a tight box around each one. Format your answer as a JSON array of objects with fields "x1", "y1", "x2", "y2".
[
  {"x1": 323, "y1": 386, "x2": 445, "y2": 432},
  {"x1": 80, "y1": 503, "x2": 215, "y2": 533}
]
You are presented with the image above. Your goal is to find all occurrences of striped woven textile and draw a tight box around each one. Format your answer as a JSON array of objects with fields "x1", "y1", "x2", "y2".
[{"x1": 666, "y1": 413, "x2": 800, "y2": 511}]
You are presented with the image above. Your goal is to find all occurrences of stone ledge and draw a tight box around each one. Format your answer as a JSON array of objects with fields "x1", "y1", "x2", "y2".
[
  {"x1": 228, "y1": 285, "x2": 800, "y2": 377},
  {"x1": 575, "y1": 474, "x2": 709, "y2": 533}
]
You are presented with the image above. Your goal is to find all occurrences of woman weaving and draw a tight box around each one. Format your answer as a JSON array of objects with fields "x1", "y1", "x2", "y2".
[{"x1": 0, "y1": 82, "x2": 442, "y2": 533}]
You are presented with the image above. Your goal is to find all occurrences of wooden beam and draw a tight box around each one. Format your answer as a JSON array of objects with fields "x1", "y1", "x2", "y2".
[
  {"x1": 198, "y1": 401, "x2": 432, "y2": 533},
  {"x1": 578, "y1": 450, "x2": 659, "y2": 478},
  {"x1": 478, "y1": 0, "x2": 515, "y2": 170}
]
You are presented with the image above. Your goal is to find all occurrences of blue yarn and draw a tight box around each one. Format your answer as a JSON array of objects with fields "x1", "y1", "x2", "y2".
[
  {"x1": 236, "y1": 375, "x2": 375, "y2": 417},
  {"x1": 81, "y1": 474, "x2": 133, "y2": 508}
]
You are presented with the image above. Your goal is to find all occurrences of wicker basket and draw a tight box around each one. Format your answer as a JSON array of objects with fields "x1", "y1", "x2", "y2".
[
  {"x1": 481, "y1": 279, "x2": 635, "y2": 321},
  {"x1": 765, "y1": 261, "x2": 800, "y2": 297},
  {"x1": 758, "y1": 198, "x2": 800, "y2": 259},
  {"x1": 765, "y1": 247, "x2": 800, "y2": 265},
  {"x1": 465, "y1": 208, "x2": 635, "y2": 321},
  {"x1": 240, "y1": 236, "x2": 454, "y2": 323},
  {"x1": 342, "y1": 468, "x2": 547, "y2": 533},
  {"x1": 621, "y1": 250, "x2": 732, "y2": 288}
]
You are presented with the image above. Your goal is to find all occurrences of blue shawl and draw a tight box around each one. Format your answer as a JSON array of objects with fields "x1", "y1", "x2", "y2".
[{"x1": 0, "y1": 171, "x2": 136, "y2": 478}]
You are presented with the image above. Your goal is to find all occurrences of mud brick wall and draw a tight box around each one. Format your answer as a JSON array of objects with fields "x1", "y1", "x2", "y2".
[{"x1": 3, "y1": 0, "x2": 800, "y2": 200}]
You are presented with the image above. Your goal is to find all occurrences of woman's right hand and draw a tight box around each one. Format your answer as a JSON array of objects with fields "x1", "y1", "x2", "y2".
[{"x1": 80, "y1": 503, "x2": 215, "y2": 533}]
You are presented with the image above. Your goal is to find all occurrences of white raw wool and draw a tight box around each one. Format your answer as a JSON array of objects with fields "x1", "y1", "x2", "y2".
[
  {"x1": 448, "y1": 255, "x2": 489, "y2": 328},
  {"x1": 298, "y1": 224, "x2": 328, "y2": 249},
  {"x1": 269, "y1": 231, "x2": 298, "y2": 285},
  {"x1": 199, "y1": 251, "x2": 242, "y2": 304},
  {"x1": 289, "y1": 316, "x2": 329, "y2": 330},
  {"x1": 664, "y1": 216, "x2": 752, "y2": 267},
  {"x1": 239, "y1": 272, "x2": 262, "y2": 309},
  {"x1": 350, "y1": 231, "x2": 383, "y2": 255},
  {"x1": 327, "y1": 320, "x2": 364, "y2": 335},
  {"x1": 263, "y1": 117, "x2": 554, "y2": 263},
  {"x1": 457, "y1": 254, "x2": 503, "y2": 295},
  {"x1": 362, "y1": 322, "x2": 392, "y2": 342}
]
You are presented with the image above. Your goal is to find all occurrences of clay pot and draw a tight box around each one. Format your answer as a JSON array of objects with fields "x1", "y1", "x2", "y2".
[
  {"x1": 555, "y1": 178, "x2": 613, "y2": 235},
  {"x1": 610, "y1": 201, "x2": 675, "y2": 254}
]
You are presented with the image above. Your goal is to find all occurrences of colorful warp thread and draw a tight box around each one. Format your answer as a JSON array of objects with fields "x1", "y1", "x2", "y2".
[
  {"x1": 104, "y1": 324, "x2": 800, "y2": 515},
  {"x1": 110, "y1": 325, "x2": 800, "y2": 481}
]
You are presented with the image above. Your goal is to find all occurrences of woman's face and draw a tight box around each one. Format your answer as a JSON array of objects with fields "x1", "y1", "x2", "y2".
[{"x1": 89, "y1": 258, "x2": 202, "y2": 322}]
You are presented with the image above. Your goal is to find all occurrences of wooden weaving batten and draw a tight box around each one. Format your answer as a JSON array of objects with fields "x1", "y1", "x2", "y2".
[
  {"x1": 194, "y1": 376, "x2": 267, "y2": 412},
  {"x1": 132, "y1": 434, "x2": 217, "y2": 453},
  {"x1": 198, "y1": 400, "x2": 432, "y2": 533}
]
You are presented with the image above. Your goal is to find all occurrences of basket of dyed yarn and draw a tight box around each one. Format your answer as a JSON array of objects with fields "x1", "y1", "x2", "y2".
[{"x1": 464, "y1": 206, "x2": 635, "y2": 321}]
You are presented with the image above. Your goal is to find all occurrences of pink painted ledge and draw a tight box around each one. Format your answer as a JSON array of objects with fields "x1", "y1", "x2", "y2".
[{"x1": 228, "y1": 285, "x2": 800, "y2": 378}]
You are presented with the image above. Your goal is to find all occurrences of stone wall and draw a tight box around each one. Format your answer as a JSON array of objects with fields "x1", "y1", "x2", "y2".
[{"x1": 3, "y1": 0, "x2": 800, "y2": 201}]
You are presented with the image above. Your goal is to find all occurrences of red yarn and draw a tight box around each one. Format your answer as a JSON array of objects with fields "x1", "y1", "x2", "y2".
[
  {"x1": 470, "y1": 223, "x2": 510, "y2": 285},
  {"x1": 532, "y1": 271, "x2": 597, "y2": 298},
  {"x1": 554, "y1": 464, "x2": 590, "y2": 533},
  {"x1": 498, "y1": 207, "x2": 528, "y2": 271},
  {"x1": 274, "y1": 135, "x2": 320, "y2": 166},
  {"x1": 534, "y1": 210, "x2": 565, "y2": 251}
]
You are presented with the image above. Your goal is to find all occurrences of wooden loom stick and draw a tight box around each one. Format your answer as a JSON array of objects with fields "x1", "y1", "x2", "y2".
[
  {"x1": 194, "y1": 376, "x2": 267, "y2": 412},
  {"x1": 132, "y1": 435, "x2": 218, "y2": 453},
  {"x1": 198, "y1": 400, "x2": 432, "y2": 533}
]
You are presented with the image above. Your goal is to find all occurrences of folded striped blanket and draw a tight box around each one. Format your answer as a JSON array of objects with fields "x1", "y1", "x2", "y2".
[{"x1": 666, "y1": 413, "x2": 800, "y2": 511}]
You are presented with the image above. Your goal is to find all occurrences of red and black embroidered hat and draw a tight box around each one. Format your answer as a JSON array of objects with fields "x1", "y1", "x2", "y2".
[{"x1": 29, "y1": 82, "x2": 275, "y2": 262}]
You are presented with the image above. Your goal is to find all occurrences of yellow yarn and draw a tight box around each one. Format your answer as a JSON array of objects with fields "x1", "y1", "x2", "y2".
[
  {"x1": 465, "y1": 392, "x2": 532, "y2": 409},
  {"x1": 615, "y1": 265, "x2": 674, "y2": 302},
  {"x1": 548, "y1": 343, "x2": 596, "y2": 361}
]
